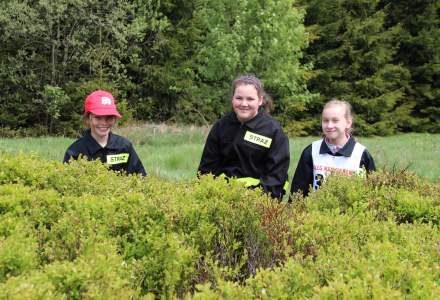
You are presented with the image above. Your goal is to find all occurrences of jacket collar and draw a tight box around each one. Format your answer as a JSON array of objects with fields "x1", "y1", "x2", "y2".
[
  {"x1": 319, "y1": 136, "x2": 356, "y2": 157},
  {"x1": 229, "y1": 109, "x2": 265, "y2": 130},
  {"x1": 83, "y1": 129, "x2": 118, "y2": 153}
]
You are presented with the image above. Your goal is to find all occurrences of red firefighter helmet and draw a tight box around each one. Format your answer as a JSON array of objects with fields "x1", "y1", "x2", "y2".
[{"x1": 83, "y1": 90, "x2": 122, "y2": 118}]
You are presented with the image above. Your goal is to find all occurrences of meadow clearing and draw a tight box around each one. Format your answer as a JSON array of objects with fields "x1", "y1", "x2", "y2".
[
  {"x1": 0, "y1": 123, "x2": 439, "y2": 182},
  {"x1": 1, "y1": 125, "x2": 439, "y2": 298}
]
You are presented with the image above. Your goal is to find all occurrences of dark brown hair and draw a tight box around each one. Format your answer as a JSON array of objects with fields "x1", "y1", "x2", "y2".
[{"x1": 231, "y1": 74, "x2": 274, "y2": 112}]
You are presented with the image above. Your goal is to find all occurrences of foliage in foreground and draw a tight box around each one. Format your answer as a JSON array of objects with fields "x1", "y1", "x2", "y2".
[{"x1": 0, "y1": 152, "x2": 438, "y2": 299}]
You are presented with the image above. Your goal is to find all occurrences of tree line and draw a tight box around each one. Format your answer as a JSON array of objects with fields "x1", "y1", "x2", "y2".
[{"x1": 0, "y1": 0, "x2": 438, "y2": 136}]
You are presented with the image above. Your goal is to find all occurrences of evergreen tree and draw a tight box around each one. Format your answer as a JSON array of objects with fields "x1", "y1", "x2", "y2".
[
  {"x1": 383, "y1": 0, "x2": 440, "y2": 132},
  {"x1": 300, "y1": 0, "x2": 411, "y2": 135}
]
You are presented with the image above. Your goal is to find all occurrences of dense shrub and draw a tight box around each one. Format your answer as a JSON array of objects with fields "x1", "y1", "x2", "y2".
[{"x1": 0, "y1": 151, "x2": 438, "y2": 298}]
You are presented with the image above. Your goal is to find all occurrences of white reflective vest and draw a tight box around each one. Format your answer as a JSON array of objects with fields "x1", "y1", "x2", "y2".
[{"x1": 312, "y1": 139, "x2": 365, "y2": 190}]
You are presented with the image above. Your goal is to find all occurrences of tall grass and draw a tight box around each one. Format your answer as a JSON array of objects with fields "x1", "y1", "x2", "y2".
[
  {"x1": 362, "y1": 133, "x2": 440, "y2": 179},
  {"x1": 0, "y1": 124, "x2": 439, "y2": 182}
]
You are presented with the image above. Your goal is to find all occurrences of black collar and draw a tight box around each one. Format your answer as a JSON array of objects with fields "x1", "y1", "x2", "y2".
[
  {"x1": 245, "y1": 110, "x2": 265, "y2": 129},
  {"x1": 319, "y1": 136, "x2": 356, "y2": 157},
  {"x1": 229, "y1": 109, "x2": 265, "y2": 130},
  {"x1": 83, "y1": 129, "x2": 119, "y2": 154}
]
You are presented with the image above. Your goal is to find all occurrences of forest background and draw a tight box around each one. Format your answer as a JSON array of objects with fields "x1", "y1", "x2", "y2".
[
  {"x1": 0, "y1": 2, "x2": 439, "y2": 298},
  {"x1": 0, "y1": 0, "x2": 438, "y2": 137}
]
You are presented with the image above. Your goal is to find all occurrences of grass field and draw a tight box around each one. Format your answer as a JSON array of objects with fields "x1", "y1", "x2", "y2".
[{"x1": 0, "y1": 124, "x2": 439, "y2": 182}]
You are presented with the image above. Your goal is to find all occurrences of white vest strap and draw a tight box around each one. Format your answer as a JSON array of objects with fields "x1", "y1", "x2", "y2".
[{"x1": 312, "y1": 139, "x2": 365, "y2": 190}]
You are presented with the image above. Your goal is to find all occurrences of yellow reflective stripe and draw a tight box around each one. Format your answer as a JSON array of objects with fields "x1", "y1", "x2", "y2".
[
  {"x1": 219, "y1": 174, "x2": 289, "y2": 191},
  {"x1": 283, "y1": 180, "x2": 289, "y2": 192},
  {"x1": 219, "y1": 174, "x2": 260, "y2": 187},
  {"x1": 106, "y1": 153, "x2": 129, "y2": 165},
  {"x1": 236, "y1": 177, "x2": 260, "y2": 187}
]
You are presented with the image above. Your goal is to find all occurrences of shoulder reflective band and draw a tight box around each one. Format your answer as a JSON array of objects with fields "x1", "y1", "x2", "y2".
[
  {"x1": 283, "y1": 180, "x2": 289, "y2": 192},
  {"x1": 106, "y1": 153, "x2": 129, "y2": 165},
  {"x1": 236, "y1": 177, "x2": 260, "y2": 187},
  {"x1": 244, "y1": 131, "x2": 272, "y2": 148}
]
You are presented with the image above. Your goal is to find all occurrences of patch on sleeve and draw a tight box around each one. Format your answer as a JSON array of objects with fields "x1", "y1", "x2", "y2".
[
  {"x1": 106, "y1": 153, "x2": 129, "y2": 165},
  {"x1": 244, "y1": 131, "x2": 272, "y2": 148}
]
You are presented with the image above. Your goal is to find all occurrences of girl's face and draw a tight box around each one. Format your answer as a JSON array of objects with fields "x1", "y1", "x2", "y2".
[
  {"x1": 86, "y1": 114, "x2": 116, "y2": 141},
  {"x1": 232, "y1": 84, "x2": 263, "y2": 123},
  {"x1": 322, "y1": 104, "x2": 352, "y2": 145}
]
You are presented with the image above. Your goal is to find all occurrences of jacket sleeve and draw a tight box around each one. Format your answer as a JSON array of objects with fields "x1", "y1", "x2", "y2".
[
  {"x1": 63, "y1": 145, "x2": 78, "y2": 163},
  {"x1": 290, "y1": 144, "x2": 314, "y2": 197},
  {"x1": 126, "y1": 144, "x2": 147, "y2": 176},
  {"x1": 361, "y1": 149, "x2": 376, "y2": 172},
  {"x1": 198, "y1": 122, "x2": 222, "y2": 176},
  {"x1": 260, "y1": 128, "x2": 290, "y2": 199}
]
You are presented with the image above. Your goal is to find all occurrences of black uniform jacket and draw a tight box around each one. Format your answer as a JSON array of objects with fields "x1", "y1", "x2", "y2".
[
  {"x1": 198, "y1": 111, "x2": 290, "y2": 199},
  {"x1": 290, "y1": 136, "x2": 375, "y2": 197},
  {"x1": 63, "y1": 129, "x2": 146, "y2": 176}
]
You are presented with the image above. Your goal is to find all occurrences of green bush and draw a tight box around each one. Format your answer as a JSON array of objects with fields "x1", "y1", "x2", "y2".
[
  {"x1": 0, "y1": 151, "x2": 438, "y2": 298},
  {"x1": 0, "y1": 220, "x2": 38, "y2": 282}
]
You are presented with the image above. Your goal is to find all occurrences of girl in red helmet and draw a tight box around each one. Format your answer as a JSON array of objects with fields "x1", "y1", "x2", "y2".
[{"x1": 63, "y1": 90, "x2": 146, "y2": 176}]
